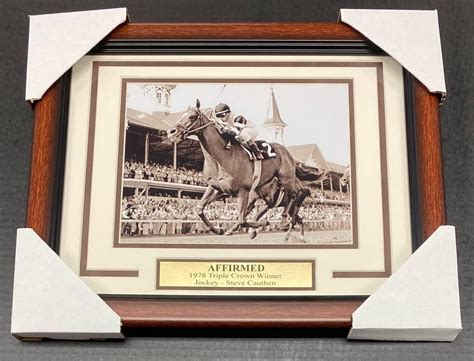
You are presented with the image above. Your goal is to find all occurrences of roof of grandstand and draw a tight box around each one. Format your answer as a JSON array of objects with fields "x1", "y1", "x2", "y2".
[
  {"x1": 126, "y1": 108, "x2": 345, "y2": 174},
  {"x1": 286, "y1": 144, "x2": 331, "y2": 172},
  {"x1": 127, "y1": 107, "x2": 213, "y2": 131},
  {"x1": 326, "y1": 161, "x2": 348, "y2": 174},
  {"x1": 127, "y1": 108, "x2": 178, "y2": 130}
]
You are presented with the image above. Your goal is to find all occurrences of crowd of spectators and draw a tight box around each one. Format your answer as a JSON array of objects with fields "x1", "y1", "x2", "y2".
[
  {"x1": 310, "y1": 188, "x2": 350, "y2": 202},
  {"x1": 124, "y1": 161, "x2": 350, "y2": 201},
  {"x1": 121, "y1": 195, "x2": 351, "y2": 237},
  {"x1": 121, "y1": 161, "x2": 351, "y2": 236},
  {"x1": 124, "y1": 160, "x2": 206, "y2": 186}
]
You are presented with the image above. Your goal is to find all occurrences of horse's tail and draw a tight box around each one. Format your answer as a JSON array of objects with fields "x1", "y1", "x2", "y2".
[{"x1": 295, "y1": 162, "x2": 326, "y2": 183}]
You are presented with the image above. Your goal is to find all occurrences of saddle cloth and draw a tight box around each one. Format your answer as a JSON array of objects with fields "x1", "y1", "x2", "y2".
[{"x1": 240, "y1": 140, "x2": 278, "y2": 161}]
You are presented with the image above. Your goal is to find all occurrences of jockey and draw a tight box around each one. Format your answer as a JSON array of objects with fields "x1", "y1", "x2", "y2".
[{"x1": 214, "y1": 103, "x2": 264, "y2": 160}]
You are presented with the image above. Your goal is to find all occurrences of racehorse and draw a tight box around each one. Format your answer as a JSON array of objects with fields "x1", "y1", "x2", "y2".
[
  {"x1": 167, "y1": 100, "x2": 325, "y2": 238},
  {"x1": 245, "y1": 176, "x2": 313, "y2": 242},
  {"x1": 340, "y1": 167, "x2": 350, "y2": 187}
]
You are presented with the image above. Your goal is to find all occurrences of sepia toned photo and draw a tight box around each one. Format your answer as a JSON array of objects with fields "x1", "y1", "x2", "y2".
[{"x1": 119, "y1": 81, "x2": 352, "y2": 245}]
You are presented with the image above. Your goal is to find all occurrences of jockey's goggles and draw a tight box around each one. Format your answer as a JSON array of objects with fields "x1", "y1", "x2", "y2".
[{"x1": 215, "y1": 111, "x2": 230, "y2": 118}]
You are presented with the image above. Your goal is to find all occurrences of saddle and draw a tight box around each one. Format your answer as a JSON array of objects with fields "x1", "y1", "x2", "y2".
[{"x1": 217, "y1": 123, "x2": 277, "y2": 161}]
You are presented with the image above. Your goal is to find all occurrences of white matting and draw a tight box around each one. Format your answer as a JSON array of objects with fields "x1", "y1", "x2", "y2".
[
  {"x1": 11, "y1": 228, "x2": 123, "y2": 340},
  {"x1": 348, "y1": 226, "x2": 462, "y2": 341},
  {"x1": 25, "y1": 8, "x2": 127, "y2": 102},
  {"x1": 340, "y1": 9, "x2": 446, "y2": 96}
]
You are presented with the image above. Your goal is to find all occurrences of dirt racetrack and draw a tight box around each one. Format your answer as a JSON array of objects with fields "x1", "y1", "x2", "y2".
[{"x1": 121, "y1": 229, "x2": 352, "y2": 245}]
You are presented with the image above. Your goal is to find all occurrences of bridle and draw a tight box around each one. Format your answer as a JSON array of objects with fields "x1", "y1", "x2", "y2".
[{"x1": 169, "y1": 108, "x2": 214, "y2": 140}]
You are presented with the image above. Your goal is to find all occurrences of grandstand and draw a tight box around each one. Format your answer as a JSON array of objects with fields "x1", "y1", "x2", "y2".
[{"x1": 123, "y1": 113, "x2": 350, "y2": 200}]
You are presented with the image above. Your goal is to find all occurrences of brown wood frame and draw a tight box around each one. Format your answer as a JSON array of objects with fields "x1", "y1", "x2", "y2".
[{"x1": 26, "y1": 23, "x2": 445, "y2": 331}]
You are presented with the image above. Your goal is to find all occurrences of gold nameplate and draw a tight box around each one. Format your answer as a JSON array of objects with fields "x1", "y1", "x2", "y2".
[{"x1": 156, "y1": 259, "x2": 315, "y2": 290}]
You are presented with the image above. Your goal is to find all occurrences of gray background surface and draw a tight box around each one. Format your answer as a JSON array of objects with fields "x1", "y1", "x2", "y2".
[{"x1": 0, "y1": 1, "x2": 472, "y2": 360}]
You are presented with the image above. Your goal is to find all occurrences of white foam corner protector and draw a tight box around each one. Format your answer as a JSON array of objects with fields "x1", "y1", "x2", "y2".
[
  {"x1": 11, "y1": 228, "x2": 123, "y2": 340},
  {"x1": 26, "y1": 8, "x2": 128, "y2": 102},
  {"x1": 340, "y1": 9, "x2": 446, "y2": 97},
  {"x1": 348, "y1": 226, "x2": 462, "y2": 341}
]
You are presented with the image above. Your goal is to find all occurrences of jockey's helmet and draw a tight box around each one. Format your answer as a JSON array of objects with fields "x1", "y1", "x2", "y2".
[
  {"x1": 234, "y1": 115, "x2": 247, "y2": 129},
  {"x1": 214, "y1": 103, "x2": 231, "y2": 118}
]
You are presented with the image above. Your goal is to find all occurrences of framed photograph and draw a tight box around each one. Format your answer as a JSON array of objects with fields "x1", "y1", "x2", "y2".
[{"x1": 27, "y1": 23, "x2": 445, "y2": 329}]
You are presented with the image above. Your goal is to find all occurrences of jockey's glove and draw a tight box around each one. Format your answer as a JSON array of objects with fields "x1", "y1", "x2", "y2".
[{"x1": 225, "y1": 129, "x2": 238, "y2": 138}]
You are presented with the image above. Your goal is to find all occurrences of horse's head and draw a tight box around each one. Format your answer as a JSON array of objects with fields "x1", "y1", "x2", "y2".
[
  {"x1": 295, "y1": 162, "x2": 331, "y2": 185},
  {"x1": 168, "y1": 99, "x2": 208, "y2": 143},
  {"x1": 340, "y1": 176, "x2": 348, "y2": 187},
  {"x1": 319, "y1": 167, "x2": 331, "y2": 182},
  {"x1": 314, "y1": 167, "x2": 331, "y2": 185},
  {"x1": 340, "y1": 167, "x2": 350, "y2": 186}
]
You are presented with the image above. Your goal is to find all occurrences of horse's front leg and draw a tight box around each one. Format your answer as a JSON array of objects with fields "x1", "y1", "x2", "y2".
[
  {"x1": 247, "y1": 204, "x2": 270, "y2": 239},
  {"x1": 284, "y1": 222, "x2": 294, "y2": 242},
  {"x1": 284, "y1": 211, "x2": 302, "y2": 242},
  {"x1": 196, "y1": 185, "x2": 224, "y2": 235},
  {"x1": 296, "y1": 215, "x2": 305, "y2": 243},
  {"x1": 243, "y1": 193, "x2": 270, "y2": 237},
  {"x1": 280, "y1": 195, "x2": 295, "y2": 232},
  {"x1": 245, "y1": 194, "x2": 258, "y2": 217},
  {"x1": 292, "y1": 188, "x2": 309, "y2": 243},
  {"x1": 225, "y1": 190, "x2": 250, "y2": 235}
]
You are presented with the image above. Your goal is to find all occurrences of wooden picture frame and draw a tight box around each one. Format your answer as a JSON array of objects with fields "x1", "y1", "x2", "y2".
[{"x1": 26, "y1": 23, "x2": 445, "y2": 330}]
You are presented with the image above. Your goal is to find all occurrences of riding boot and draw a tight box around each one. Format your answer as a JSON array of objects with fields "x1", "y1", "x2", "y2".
[{"x1": 249, "y1": 142, "x2": 264, "y2": 160}]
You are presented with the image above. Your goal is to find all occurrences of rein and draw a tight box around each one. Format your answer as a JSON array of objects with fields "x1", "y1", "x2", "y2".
[
  {"x1": 175, "y1": 110, "x2": 215, "y2": 137},
  {"x1": 187, "y1": 118, "x2": 214, "y2": 134}
]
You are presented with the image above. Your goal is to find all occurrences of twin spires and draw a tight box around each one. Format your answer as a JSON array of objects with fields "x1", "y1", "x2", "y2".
[{"x1": 263, "y1": 87, "x2": 287, "y2": 144}]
